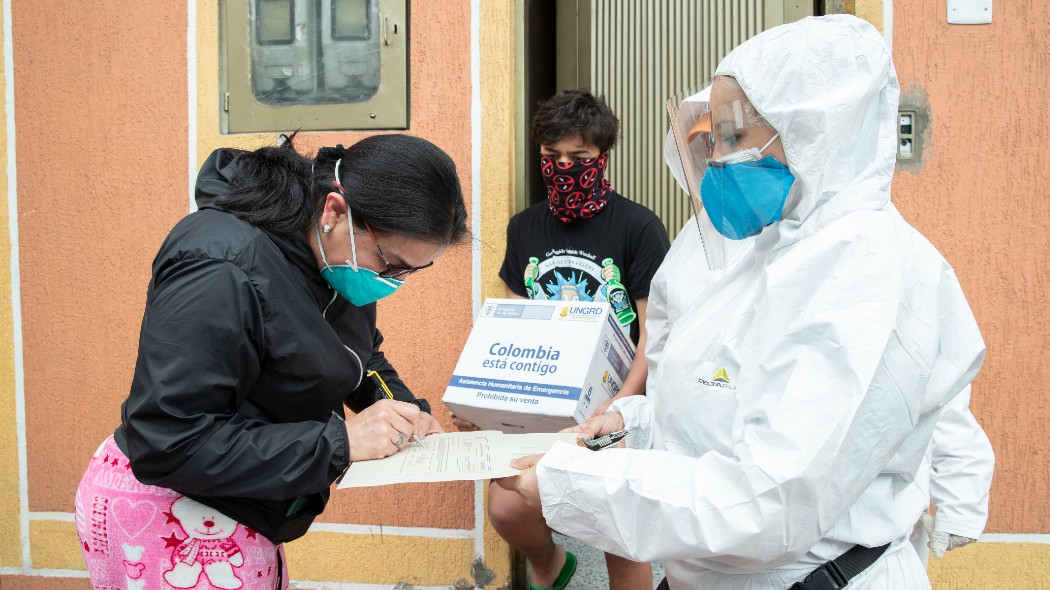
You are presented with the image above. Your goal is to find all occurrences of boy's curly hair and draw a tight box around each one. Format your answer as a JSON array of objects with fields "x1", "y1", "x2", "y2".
[{"x1": 531, "y1": 89, "x2": 619, "y2": 152}]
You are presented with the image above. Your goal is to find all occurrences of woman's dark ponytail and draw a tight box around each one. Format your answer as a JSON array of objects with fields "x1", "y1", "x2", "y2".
[
  {"x1": 225, "y1": 133, "x2": 468, "y2": 245},
  {"x1": 222, "y1": 135, "x2": 314, "y2": 236},
  {"x1": 315, "y1": 135, "x2": 469, "y2": 245}
]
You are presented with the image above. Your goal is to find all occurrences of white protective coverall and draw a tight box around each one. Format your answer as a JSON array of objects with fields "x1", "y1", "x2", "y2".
[
  {"x1": 652, "y1": 221, "x2": 994, "y2": 573},
  {"x1": 535, "y1": 15, "x2": 985, "y2": 589},
  {"x1": 911, "y1": 385, "x2": 995, "y2": 565}
]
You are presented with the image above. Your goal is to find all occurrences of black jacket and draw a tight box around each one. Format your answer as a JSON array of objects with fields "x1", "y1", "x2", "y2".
[{"x1": 114, "y1": 149, "x2": 429, "y2": 543}]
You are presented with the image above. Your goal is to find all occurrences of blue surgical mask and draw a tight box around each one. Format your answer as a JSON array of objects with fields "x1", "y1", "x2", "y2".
[
  {"x1": 314, "y1": 163, "x2": 403, "y2": 307},
  {"x1": 700, "y1": 133, "x2": 795, "y2": 240}
]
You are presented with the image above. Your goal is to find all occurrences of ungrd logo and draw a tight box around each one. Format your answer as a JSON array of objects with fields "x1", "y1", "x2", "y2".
[
  {"x1": 698, "y1": 367, "x2": 737, "y2": 390},
  {"x1": 559, "y1": 304, "x2": 603, "y2": 321},
  {"x1": 568, "y1": 306, "x2": 603, "y2": 315}
]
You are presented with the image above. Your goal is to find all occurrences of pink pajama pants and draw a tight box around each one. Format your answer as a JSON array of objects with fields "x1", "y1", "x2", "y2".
[{"x1": 75, "y1": 436, "x2": 290, "y2": 590}]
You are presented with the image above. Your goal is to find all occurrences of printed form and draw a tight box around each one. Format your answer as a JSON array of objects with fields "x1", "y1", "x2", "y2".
[{"x1": 337, "y1": 431, "x2": 578, "y2": 488}]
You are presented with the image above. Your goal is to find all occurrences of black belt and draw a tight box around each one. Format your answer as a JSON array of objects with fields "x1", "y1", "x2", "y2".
[
  {"x1": 789, "y1": 543, "x2": 891, "y2": 590},
  {"x1": 654, "y1": 542, "x2": 889, "y2": 590}
]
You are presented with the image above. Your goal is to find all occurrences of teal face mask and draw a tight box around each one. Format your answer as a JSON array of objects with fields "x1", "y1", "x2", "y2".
[{"x1": 315, "y1": 216, "x2": 403, "y2": 307}]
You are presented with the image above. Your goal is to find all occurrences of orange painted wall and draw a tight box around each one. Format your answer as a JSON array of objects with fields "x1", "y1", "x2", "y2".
[
  {"x1": 20, "y1": 0, "x2": 476, "y2": 532},
  {"x1": 17, "y1": 2, "x2": 190, "y2": 510},
  {"x1": 891, "y1": 2, "x2": 1050, "y2": 532}
]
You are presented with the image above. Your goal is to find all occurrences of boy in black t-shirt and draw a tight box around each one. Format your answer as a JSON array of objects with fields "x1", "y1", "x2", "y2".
[{"x1": 453, "y1": 90, "x2": 669, "y2": 590}]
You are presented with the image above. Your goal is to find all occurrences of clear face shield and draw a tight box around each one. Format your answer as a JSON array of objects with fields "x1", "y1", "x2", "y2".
[
  {"x1": 665, "y1": 86, "x2": 739, "y2": 271},
  {"x1": 665, "y1": 78, "x2": 793, "y2": 269}
]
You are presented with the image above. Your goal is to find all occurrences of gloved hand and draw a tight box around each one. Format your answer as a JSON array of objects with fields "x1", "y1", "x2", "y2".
[{"x1": 923, "y1": 513, "x2": 977, "y2": 558}]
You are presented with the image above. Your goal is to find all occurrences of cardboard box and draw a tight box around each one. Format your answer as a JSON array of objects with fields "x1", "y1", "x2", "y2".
[{"x1": 442, "y1": 298, "x2": 636, "y2": 433}]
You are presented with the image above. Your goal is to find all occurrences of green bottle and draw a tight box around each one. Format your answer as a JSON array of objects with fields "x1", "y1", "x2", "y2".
[
  {"x1": 602, "y1": 258, "x2": 636, "y2": 325},
  {"x1": 524, "y1": 257, "x2": 540, "y2": 299}
]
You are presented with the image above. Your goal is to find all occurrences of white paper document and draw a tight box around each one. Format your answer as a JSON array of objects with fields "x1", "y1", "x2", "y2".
[{"x1": 337, "y1": 431, "x2": 579, "y2": 488}]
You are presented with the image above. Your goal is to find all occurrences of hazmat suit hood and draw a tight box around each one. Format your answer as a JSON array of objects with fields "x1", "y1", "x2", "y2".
[{"x1": 715, "y1": 14, "x2": 900, "y2": 250}]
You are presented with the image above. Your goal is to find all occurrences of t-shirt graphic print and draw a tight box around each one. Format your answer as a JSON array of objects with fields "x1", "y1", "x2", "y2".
[
  {"x1": 523, "y1": 249, "x2": 636, "y2": 332},
  {"x1": 499, "y1": 191, "x2": 670, "y2": 345}
]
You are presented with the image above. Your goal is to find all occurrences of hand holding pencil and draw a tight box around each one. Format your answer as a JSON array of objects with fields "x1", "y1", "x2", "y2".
[{"x1": 367, "y1": 370, "x2": 426, "y2": 446}]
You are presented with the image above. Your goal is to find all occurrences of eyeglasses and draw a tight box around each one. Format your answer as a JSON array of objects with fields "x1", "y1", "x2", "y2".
[{"x1": 364, "y1": 223, "x2": 434, "y2": 279}]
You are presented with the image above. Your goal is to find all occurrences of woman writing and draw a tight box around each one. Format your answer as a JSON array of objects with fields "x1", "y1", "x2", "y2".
[{"x1": 75, "y1": 134, "x2": 468, "y2": 588}]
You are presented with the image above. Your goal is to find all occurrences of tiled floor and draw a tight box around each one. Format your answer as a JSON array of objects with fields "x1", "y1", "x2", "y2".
[{"x1": 543, "y1": 532, "x2": 665, "y2": 590}]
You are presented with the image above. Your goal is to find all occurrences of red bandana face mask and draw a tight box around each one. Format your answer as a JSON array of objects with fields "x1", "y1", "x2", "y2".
[{"x1": 540, "y1": 152, "x2": 612, "y2": 223}]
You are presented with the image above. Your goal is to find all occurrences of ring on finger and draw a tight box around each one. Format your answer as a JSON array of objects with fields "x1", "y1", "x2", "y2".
[{"x1": 395, "y1": 432, "x2": 405, "y2": 446}]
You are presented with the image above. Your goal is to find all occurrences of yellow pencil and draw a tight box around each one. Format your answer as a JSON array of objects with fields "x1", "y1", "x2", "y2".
[
  {"x1": 367, "y1": 370, "x2": 424, "y2": 446},
  {"x1": 367, "y1": 369, "x2": 395, "y2": 399}
]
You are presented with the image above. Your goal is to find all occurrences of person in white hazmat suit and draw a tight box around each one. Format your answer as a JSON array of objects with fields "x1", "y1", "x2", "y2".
[
  {"x1": 657, "y1": 88, "x2": 994, "y2": 571},
  {"x1": 495, "y1": 15, "x2": 985, "y2": 589},
  {"x1": 647, "y1": 221, "x2": 993, "y2": 581}
]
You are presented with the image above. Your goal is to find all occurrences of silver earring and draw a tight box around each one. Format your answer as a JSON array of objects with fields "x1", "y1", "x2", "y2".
[{"x1": 322, "y1": 224, "x2": 331, "y2": 234}]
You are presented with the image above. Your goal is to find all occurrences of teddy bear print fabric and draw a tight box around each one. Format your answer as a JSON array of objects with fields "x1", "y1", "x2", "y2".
[{"x1": 75, "y1": 437, "x2": 289, "y2": 590}]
